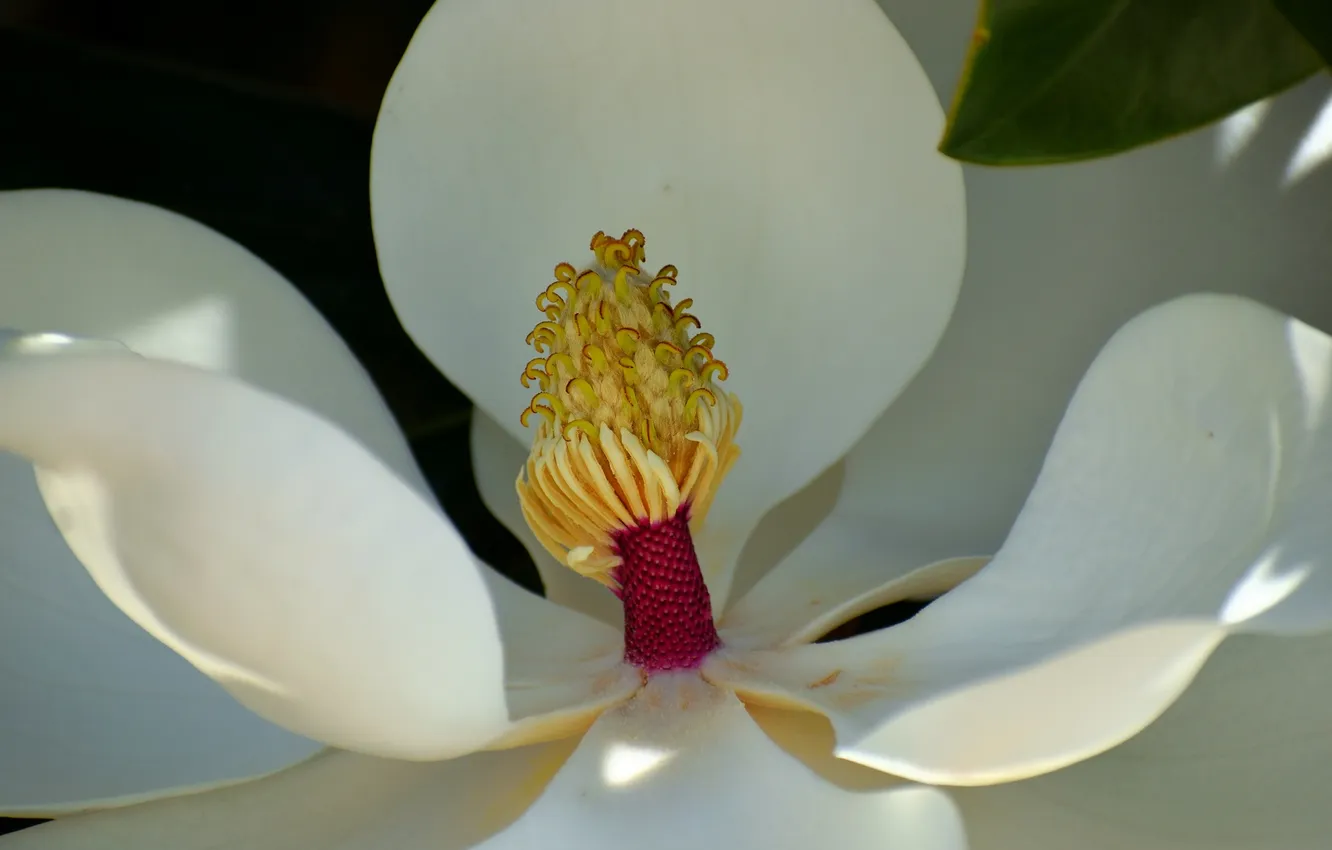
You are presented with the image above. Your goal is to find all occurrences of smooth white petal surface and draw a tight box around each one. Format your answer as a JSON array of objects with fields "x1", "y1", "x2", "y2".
[
  {"x1": 724, "y1": 415, "x2": 986, "y2": 647},
  {"x1": 371, "y1": 0, "x2": 966, "y2": 609},
  {"x1": 742, "y1": 703, "x2": 909, "y2": 793},
  {"x1": 827, "y1": 2, "x2": 1332, "y2": 588},
  {"x1": 0, "y1": 352, "x2": 624, "y2": 761},
  {"x1": 1, "y1": 741, "x2": 579, "y2": 849},
  {"x1": 0, "y1": 190, "x2": 424, "y2": 484},
  {"x1": 0, "y1": 190, "x2": 423, "y2": 811},
  {"x1": 468, "y1": 418, "x2": 641, "y2": 748},
  {"x1": 475, "y1": 569, "x2": 642, "y2": 750},
  {"x1": 709, "y1": 294, "x2": 1332, "y2": 784},
  {"x1": 720, "y1": 510, "x2": 986, "y2": 648},
  {"x1": 473, "y1": 674, "x2": 967, "y2": 850},
  {"x1": 953, "y1": 630, "x2": 1332, "y2": 850},
  {"x1": 470, "y1": 410, "x2": 622, "y2": 627},
  {"x1": 722, "y1": 458, "x2": 847, "y2": 608}
]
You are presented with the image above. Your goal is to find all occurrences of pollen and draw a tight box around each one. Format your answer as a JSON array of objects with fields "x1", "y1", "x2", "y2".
[{"x1": 516, "y1": 229, "x2": 742, "y2": 589}]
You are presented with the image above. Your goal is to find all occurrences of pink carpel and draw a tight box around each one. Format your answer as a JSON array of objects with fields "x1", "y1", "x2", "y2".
[{"x1": 611, "y1": 505, "x2": 720, "y2": 672}]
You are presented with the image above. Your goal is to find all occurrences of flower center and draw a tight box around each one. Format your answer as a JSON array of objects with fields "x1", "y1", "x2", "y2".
[
  {"x1": 612, "y1": 505, "x2": 716, "y2": 670},
  {"x1": 516, "y1": 230, "x2": 741, "y2": 671}
]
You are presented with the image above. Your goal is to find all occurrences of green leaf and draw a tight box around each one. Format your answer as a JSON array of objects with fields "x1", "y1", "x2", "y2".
[
  {"x1": 940, "y1": 0, "x2": 1323, "y2": 165},
  {"x1": 1275, "y1": 0, "x2": 1332, "y2": 66}
]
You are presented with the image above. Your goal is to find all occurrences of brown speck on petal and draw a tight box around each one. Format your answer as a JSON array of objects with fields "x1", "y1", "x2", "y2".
[{"x1": 808, "y1": 669, "x2": 842, "y2": 689}]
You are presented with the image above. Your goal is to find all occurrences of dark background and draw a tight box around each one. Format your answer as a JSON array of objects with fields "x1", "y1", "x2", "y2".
[{"x1": 0, "y1": 0, "x2": 536, "y2": 834}]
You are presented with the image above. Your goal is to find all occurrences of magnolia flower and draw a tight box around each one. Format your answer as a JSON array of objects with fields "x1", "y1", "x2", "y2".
[{"x1": 4, "y1": 1, "x2": 1332, "y2": 849}]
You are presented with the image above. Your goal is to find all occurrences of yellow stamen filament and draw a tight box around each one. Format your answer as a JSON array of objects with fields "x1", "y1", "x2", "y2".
[
  {"x1": 531, "y1": 391, "x2": 566, "y2": 420},
  {"x1": 652, "y1": 302, "x2": 674, "y2": 328},
  {"x1": 679, "y1": 432, "x2": 717, "y2": 500},
  {"x1": 565, "y1": 419, "x2": 600, "y2": 442},
  {"x1": 700, "y1": 360, "x2": 729, "y2": 383},
  {"x1": 522, "y1": 404, "x2": 556, "y2": 428},
  {"x1": 535, "y1": 321, "x2": 565, "y2": 345},
  {"x1": 546, "y1": 352, "x2": 575, "y2": 380},
  {"x1": 620, "y1": 429, "x2": 663, "y2": 523},
  {"x1": 547, "y1": 278, "x2": 575, "y2": 305},
  {"x1": 684, "y1": 345, "x2": 712, "y2": 366},
  {"x1": 603, "y1": 242, "x2": 631, "y2": 267},
  {"x1": 577, "y1": 270, "x2": 602, "y2": 296},
  {"x1": 684, "y1": 387, "x2": 716, "y2": 424},
  {"x1": 521, "y1": 357, "x2": 549, "y2": 389},
  {"x1": 516, "y1": 229, "x2": 743, "y2": 584},
  {"x1": 597, "y1": 422, "x2": 646, "y2": 519},
  {"x1": 613, "y1": 267, "x2": 638, "y2": 303},
  {"x1": 567, "y1": 378, "x2": 600, "y2": 407},
  {"x1": 655, "y1": 342, "x2": 682, "y2": 365},
  {"x1": 648, "y1": 276, "x2": 675, "y2": 303},
  {"x1": 584, "y1": 344, "x2": 608, "y2": 371},
  {"x1": 671, "y1": 317, "x2": 703, "y2": 335},
  {"x1": 674, "y1": 314, "x2": 701, "y2": 334},
  {"x1": 619, "y1": 357, "x2": 638, "y2": 384},
  {"x1": 615, "y1": 329, "x2": 639, "y2": 354},
  {"x1": 669, "y1": 368, "x2": 695, "y2": 393}
]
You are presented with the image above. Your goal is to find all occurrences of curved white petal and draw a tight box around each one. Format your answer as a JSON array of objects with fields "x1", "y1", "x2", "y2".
[
  {"x1": 822, "y1": 13, "x2": 1332, "y2": 587},
  {"x1": 468, "y1": 419, "x2": 643, "y2": 742},
  {"x1": 476, "y1": 569, "x2": 643, "y2": 750},
  {"x1": 470, "y1": 409, "x2": 622, "y2": 627},
  {"x1": 0, "y1": 351, "x2": 631, "y2": 761},
  {"x1": 0, "y1": 190, "x2": 424, "y2": 486},
  {"x1": 0, "y1": 741, "x2": 579, "y2": 849},
  {"x1": 742, "y1": 703, "x2": 908, "y2": 792},
  {"x1": 371, "y1": 0, "x2": 967, "y2": 607},
  {"x1": 0, "y1": 190, "x2": 424, "y2": 811},
  {"x1": 952, "y1": 630, "x2": 1332, "y2": 850},
  {"x1": 730, "y1": 68, "x2": 1332, "y2": 726},
  {"x1": 720, "y1": 509, "x2": 987, "y2": 648},
  {"x1": 722, "y1": 457, "x2": 847, "y2": 608},
  {"x1": 710, "y1": 294, "x2": 1332, "y2": 784},
  {"x1": 472, "y1": 674, "x2": 967, "y2": 850}
]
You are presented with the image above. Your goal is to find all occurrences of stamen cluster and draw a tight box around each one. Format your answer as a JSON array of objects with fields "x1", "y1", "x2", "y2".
[{"x1": 516, "y1": 230, "x2": 741, "y2": 586}]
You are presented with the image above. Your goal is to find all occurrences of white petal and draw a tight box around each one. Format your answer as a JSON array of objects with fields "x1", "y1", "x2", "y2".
[
  {"x1": 952, "y1": 630, "x2": 1332, "y2": 850},
  {"x1": 470, "y1": 409, "x2": 622, "y2": 628},
  {"x1": 0, "y1": 351, "x2": 628, "y2": 760},
  {"x1": 0, "y1": 190, "x2": 423, "y2": 811},
  {"x1": 468, "y1": 418, "x2": 644, "y2": 738},
  {"x1": 742, "y1": 702, "x2": 908, "y2": 792},
  {"x1": 476, "y1": 569, "x2": 643, "y2": 750},
  {"x1": 822, "y1": 21, "x2": 1332, "y2": 586},
  {"x1": 0, "y1": 190, "x2": 424, "y2": 485},
  {"x1": 1, "y1": 741, "x2": 580, "y2": 849},
  {"x1": 472, "y1": 674, "x2": 967, "y2": 850},
  {"x1": 371, "y1": 0, "x2": 966, "y2": 602},
  {"x1": 722, "y1": 433, "x2": 986, "y2": 647},
  {"x1": 726, "y1": 66, "x2": 1332, "y2": 727},
  {"x1": 710, "y1": 294, "x2": 1332, "y2": 784},
  {"x1": 720, "y1": 511, "x2": 986, "y2": 648},
  {"x1": 721, "y1": 458, "x2": 847, "y2": 607}
]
